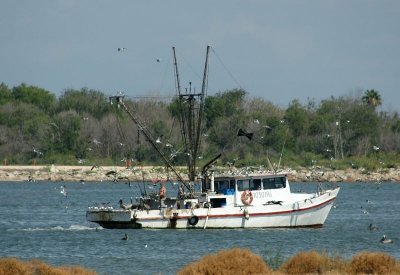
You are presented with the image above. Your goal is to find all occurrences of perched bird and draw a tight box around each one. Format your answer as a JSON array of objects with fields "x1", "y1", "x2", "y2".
[
  {"x1": 119, "y1": 199, "x2": 133, "y2": 210},
  {"x1": 380, "y1": 235, "x2": 393, "y2": 244},
  {"x1": 92, "y1": 139, "x2": 102, "y2": 145},
  {"x1": 105, "y1": 170, "x2": 117, "y2": 176},
  {"x1": 165, "y1": 142, "x2": 173, "y2": 148},
  {"x1": 33, "y1": 147, "x2": 44, "y2": 157},
  {"x1": 368, "y1": 223, "x2": 377, "y2": 231},
  {"x1": 156, "y1": 136, "x2": 163, "y2": 143}
]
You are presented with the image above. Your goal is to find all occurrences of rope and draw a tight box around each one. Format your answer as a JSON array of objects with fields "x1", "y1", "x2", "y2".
[{"x1": 210, "y1": 47, "x2": 242, "y2": 89}]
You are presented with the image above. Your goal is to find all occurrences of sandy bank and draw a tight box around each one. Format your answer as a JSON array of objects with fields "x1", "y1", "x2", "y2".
[{"x1": 1, "y1": 165, "x2": 400, "y2": 183}]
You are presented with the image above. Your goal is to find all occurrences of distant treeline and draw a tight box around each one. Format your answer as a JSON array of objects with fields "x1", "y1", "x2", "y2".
[{"x1": 0, "y1": 82, "x2": 399, "y2": 170}]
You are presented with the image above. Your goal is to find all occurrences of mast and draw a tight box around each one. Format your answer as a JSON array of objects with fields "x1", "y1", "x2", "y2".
[
  {"x1": 195, "y1": 45, "x2": 210, "y2": 172},
  {"x1": 173, "y1": 47, "x2": 188, "y2": 170},
  {"x1": 174, "y1": 46, "x2": 210, "y2": 183}
]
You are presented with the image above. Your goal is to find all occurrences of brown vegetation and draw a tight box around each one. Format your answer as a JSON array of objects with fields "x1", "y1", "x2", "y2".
[
  {"x1": 280, "y1": 251, "x2": 332, "y2": 274},
  {"x1": 178, "y1": 248, "x2": 400, "y2": 275},
  {"x1": 177, "y1": 247, "x2": 272, "y2": 275},
  {"x1": 2, "y1": 249, "x2": 400, "y2": 274},
  {"x1": 0, "y1": 258, "x2": 96, "y2": 275},
  {"x1": 347, "y1": 252, "x2": 400, "y2": 275}
]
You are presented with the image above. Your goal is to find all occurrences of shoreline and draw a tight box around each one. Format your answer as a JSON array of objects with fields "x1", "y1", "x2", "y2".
[{"x1": 1, "y1": 165, "x2": 399, "y2": 183}]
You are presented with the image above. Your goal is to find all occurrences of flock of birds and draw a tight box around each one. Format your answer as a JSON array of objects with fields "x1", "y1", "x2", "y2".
[
  {"x1": 368, "y1": 223, "x2": 393, "y2": 243},
  {"x1": 357, "y1": 184, "x2": 395, "y2": 245}
]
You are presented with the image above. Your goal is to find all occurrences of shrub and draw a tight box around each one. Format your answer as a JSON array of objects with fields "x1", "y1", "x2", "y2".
[
  {"x1": 0, "y1": 258, "x2": 29, "y2": 275},
  {"x1": 177, "y1": 247, "x2": 272, "y2": 275},
  {"x1": 0, "y1": 258, "x2": 96, "y2": 275},
  {"x1": 280, "y1": 251, "x2": 330, "y2": 274},
  {"x1": 348, "y1": 251, "x2": 400, "y2": 274}
]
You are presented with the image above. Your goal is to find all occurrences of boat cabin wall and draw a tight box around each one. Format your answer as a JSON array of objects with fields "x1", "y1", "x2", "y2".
[
  {"x1": 210, "y1": 175, "x2": 290, "y2": 206},
  {"x1": 212, "y1": 176, "x2": 289, "y2": 194}
]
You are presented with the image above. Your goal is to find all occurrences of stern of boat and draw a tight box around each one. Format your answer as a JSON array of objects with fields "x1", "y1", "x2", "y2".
[{"x1": 86, "y1": 208, "x2": 132, "y2": 222}]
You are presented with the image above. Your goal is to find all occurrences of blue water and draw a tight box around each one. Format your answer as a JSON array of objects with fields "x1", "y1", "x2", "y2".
[{"x1": 0, "y1": 181, "x2": 399, "y2": 274}]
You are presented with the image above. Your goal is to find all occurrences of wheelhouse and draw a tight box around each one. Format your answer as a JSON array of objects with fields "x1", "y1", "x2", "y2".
[
  {"x1": 210, "y1": 174, "x2": 288, "y2": 195},
  {"x1": 202, "y1": 173, "x2": 290, "y2": 207}
]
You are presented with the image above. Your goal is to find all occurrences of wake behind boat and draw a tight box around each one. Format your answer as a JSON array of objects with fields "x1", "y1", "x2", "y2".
[{"x1": 86, "y1": 46, "x2": 340, "y2": 229}]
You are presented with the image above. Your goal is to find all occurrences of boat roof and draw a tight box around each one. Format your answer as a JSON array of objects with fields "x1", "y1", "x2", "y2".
[{"x1": 214, "y1": 172, "x2": 288, "y2": 180}]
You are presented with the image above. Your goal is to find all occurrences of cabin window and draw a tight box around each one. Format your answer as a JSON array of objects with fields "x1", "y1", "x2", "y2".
[
  {"x1": 237, "y1": 179, "x2": 249, "y2": 191},
  {"x1": 262, "y1": 177, "x2": 286, "y2": 189},
  {"x1": 210, "y1": 198, "x2": 227, "y2": 208},
  {"x1": 214, "y1": 180, "x2": 235, "y2": 194},
  {"x1": 238, "y1": 179, "x2": 260, "y2": 191},
  {"x1": 252, "y1": 179, "x2": 262, "y2": 190}
]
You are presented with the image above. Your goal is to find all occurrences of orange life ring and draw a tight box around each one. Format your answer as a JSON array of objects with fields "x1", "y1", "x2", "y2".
[
  {"x1": 241, "y1": 190, "x2": 253, "y2": 205},
  {"x1": 159, "y1": 185, "x2": 167, "y2": 199}
]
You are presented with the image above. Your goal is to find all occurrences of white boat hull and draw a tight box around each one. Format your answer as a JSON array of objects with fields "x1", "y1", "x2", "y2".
[{"x1": 87, "y1": 187, "x2": 339, "y2": 229}]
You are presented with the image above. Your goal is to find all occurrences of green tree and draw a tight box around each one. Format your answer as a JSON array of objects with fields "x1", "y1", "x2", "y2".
[
  {"x1": 344, "y1": 104, "x2": 379, "y2": 156},
  {"x1": 53, "y1": 111, "x2": 82, "y2": 153},
  {"x1": 204, "y1": 89, "x2": 247, "y2": 157},
  {"x1": 0, "y1": 83, "x2": 12, "y2": 105},
  {"x1": 58, "y1": 88, "x2": 111, "y2": 119},
  {"x1": 285, "y1": 100, "x2": 310, "y2": 137},
  {"x1": 284, "y1": 100, "x2": 311, "y2": 153},
  {"x1": 11, "y1": 83, "x2": 56, "y2": 114},
  {"x1": 362, "y1": 89, "x2": 382, "y2": 108},
  {"x1": 0, "y1": 102, "x2": 51, "y2": 163},
  {"x1": 204, "y1": 89, "x2": 247, "y2": 128}
]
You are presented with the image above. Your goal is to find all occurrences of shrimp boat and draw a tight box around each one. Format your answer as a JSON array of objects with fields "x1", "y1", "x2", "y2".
[
  {"x1": 86, "y1": 46, "x2": 340, "y2": 229},
  {"x1": 86, "y1": 171, "x2": 339, "y2": 229}
]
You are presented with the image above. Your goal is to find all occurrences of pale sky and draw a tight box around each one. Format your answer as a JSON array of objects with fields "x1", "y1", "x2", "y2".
[{"x1": 1, "y1": 1, "x2": 399, "y2": 111}]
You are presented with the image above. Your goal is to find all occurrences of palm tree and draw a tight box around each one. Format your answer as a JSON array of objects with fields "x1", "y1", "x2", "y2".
[{"x1": 362, "y1": 89, "x2": 382, "y2": 108}]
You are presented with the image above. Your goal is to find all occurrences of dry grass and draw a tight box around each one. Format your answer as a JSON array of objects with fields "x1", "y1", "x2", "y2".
[
  {"x1": 280, "y1": 251, "x2": 331, "y2": 274},
  {"x1": 0, "y1": 258, "x2": 97, "y2": 275},
  {"x1": 347, "y1": 251, "x2": 400, "y2": 275},
  {"x1": 178, "y1": 248, "x2": 400, "y2": 275},
  {"x1": 2, "y1": 249, "x2": 400, "y2": 275},
  {"x1": 177, "y1": 247, "x2": 272, "y2": 275}
]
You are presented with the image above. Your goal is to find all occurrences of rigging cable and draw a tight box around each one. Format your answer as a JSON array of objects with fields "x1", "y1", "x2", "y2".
[
  {"x1": 210, "y1": 47, "x2": 242, "y2": 89},
  {"x1": 157, "y1": 53, "x2": 173, "y2": 95},
  {"x1": 112, "y1": 105, "x2": 136, "y2": 171}
]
